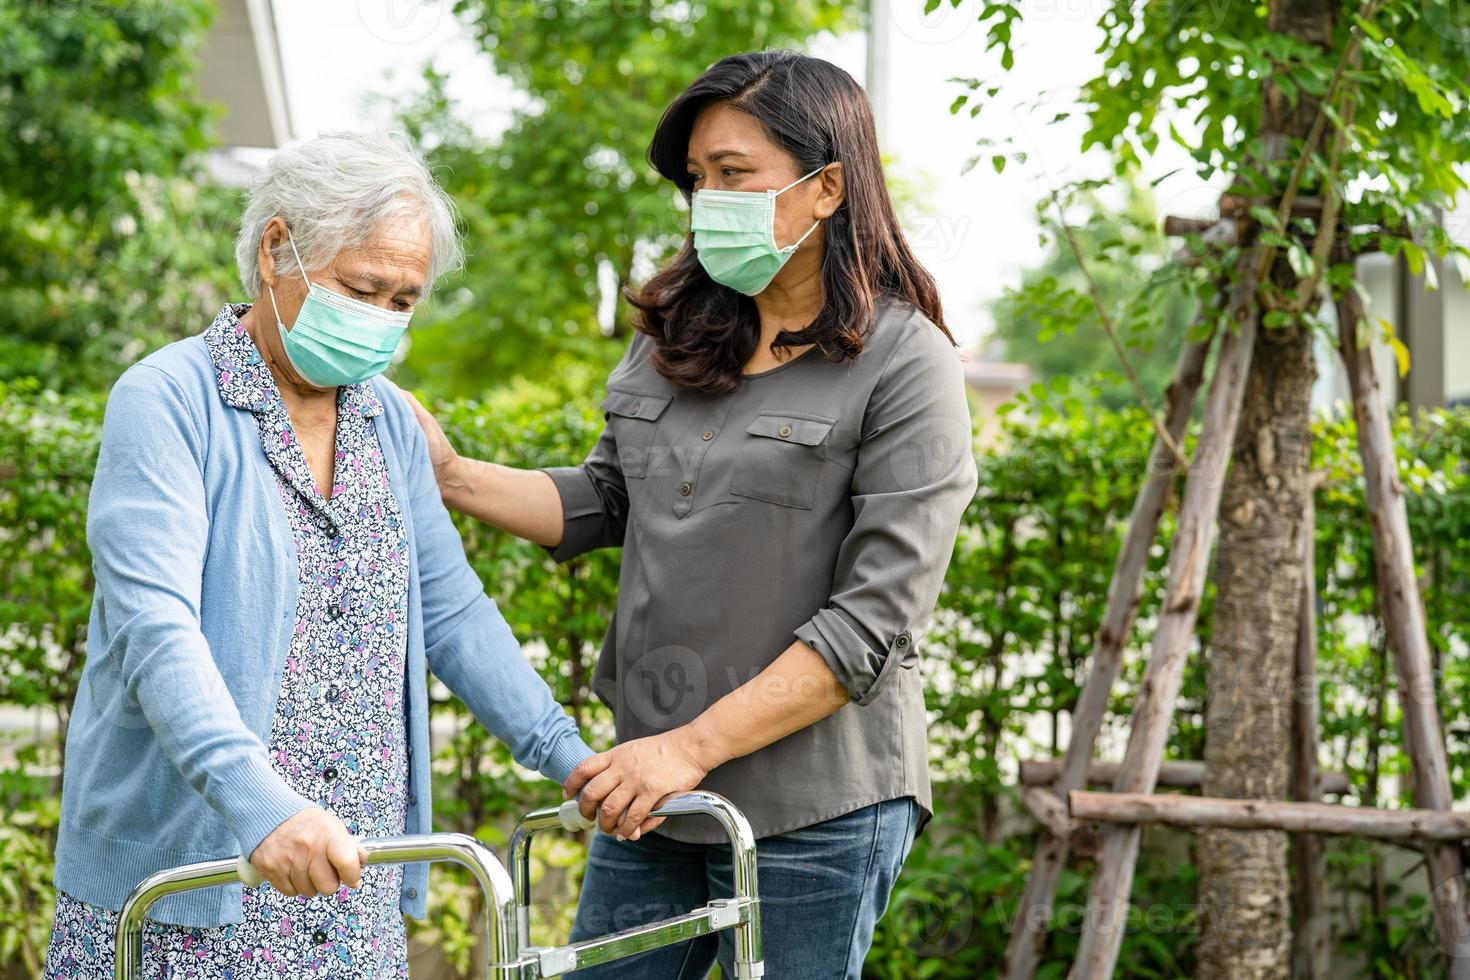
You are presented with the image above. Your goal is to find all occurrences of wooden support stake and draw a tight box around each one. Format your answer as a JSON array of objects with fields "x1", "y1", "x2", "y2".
[
  {"x1": 1072, "y1": 791, "x2": 1470, "y2": 842},
  {"x1": 1337, "y1": 285, "x2": 1470, "y2": 968},
  {"x1": 1219, "y1": 193, "x2": 1327, "y2": 217},
  {"x1": 1291, "y1": 492, "x2": 1330, "y2": 979},
  {"x1": 1023, "y1": 787, "x2": 1074, "y2": 840},
  {"x1": 1165, "y1": 214, "x2": 1241, "y2": 243},
  {"x1": 1068, "y1": 251, "x2": 1260, "y2": 979},
  {"x1": 1001, "y1": 309, "x2": 1219, "y2": 980},
  {"x1": 1019, "y1": 758, "x2": 1349, "y2": 796}
]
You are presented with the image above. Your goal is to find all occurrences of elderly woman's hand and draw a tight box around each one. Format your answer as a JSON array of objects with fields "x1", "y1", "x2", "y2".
[
  {"x1": 563, "y1": 729, "x2": 713, "y2": 840},
  {"x1": 400, "y1": 389, "x2": 460, "y2": 487},
  {"x1": 249, "y1": 806, "x2": 370, "y2": 897}
]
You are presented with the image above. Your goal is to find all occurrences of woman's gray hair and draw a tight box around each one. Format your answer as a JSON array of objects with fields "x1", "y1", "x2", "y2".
[{"x1": 234, "y1": 131, "x2": 465, "y2": 298}]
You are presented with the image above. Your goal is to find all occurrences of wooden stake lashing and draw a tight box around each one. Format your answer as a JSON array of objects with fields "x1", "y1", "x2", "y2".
[
  {"x1": 1001, "y1": 314, "x2": 1218, "y2": 980},
  {"x1": 1335, "y1": 286, "x2": 1470, "y2": 969},
  {"x1": 1067, "y1": 253, "x2": 1260, "y2": 978}
]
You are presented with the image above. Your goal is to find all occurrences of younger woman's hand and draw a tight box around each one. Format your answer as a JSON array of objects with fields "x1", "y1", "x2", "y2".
[
  {"x1": 399, "y1": 389, "x2": 459, "y2": 487},
  {"x1": 563, "y1": 729, "x2": 714, "y2": 840}
]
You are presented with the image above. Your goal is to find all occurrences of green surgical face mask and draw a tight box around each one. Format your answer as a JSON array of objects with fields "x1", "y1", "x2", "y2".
[
  {"x1": 690, "y1": 164, "x2": 826, "y2": 296},
  {"x1": 266, "y1": 230, "x2": 412, "y2": 388}
]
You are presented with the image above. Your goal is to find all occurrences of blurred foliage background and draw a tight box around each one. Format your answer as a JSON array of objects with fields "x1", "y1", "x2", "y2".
[
  {"x1": 4, "y1": 0, "x2": 1470, "y2": 978},
  {"x1": 7, "y1": 376, "x2": 1470, "y2": 976}
]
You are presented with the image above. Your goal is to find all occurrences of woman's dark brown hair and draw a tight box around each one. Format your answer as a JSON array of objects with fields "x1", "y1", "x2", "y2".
[{"x1": 628, "y1": 50, "x2": 953, "y2": 394}]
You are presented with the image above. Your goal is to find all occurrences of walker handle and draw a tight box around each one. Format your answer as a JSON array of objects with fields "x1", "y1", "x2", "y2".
[
  {"x1": 557, "y1": 798, "x2": 597, "y2": 832},
  {"x1": 236, "y1": 855, "x2": 264, "y2": 888},
  {"x1": 236, "y1": 833, "x2": 365, "y2": 889},
  {"x1": 118, "y1": 832, "x2": 517, "y2": 980}
]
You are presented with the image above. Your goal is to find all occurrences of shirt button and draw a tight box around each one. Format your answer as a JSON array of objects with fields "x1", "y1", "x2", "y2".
[
  {"x1": 406, "y1": 887, "x2": 418, "y2": 900},
  {"x1": 312, "y1": 929, "x2": 328, "y2": 944},
  {"x1": 327, "y1": 685, "x2": 341, "y2": 701},
  {"x1": 328, "y1": 604, "x2": 343, "y2": 620},
  {"x1": 778, "y1": 424, "x2": 793, "y2": 438},
  {"x1": 629, "y1": 402, "x2": 641, "y2": 415},
  {"x1": 408, "y1": 791, "x2": 417, "y2": 806},
  {"x1": 701, "y1": 430, "x2": 714, "y2": 441},
  {"x1": 679, "y1": 482, "x2": 691, "y2": 496},
  {"x1": 896, "y1": 633, "x2": 910, "y2": 648},
  {"x1": 323, "y1": 766, "x2": 339, "y2": 781}
]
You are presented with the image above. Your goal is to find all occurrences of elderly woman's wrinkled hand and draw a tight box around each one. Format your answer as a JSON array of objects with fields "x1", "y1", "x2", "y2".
[
  {"x1": 562, "y1": 730, "x2": 712, "y2": 840},
  {"x1": 248, "y1": 806, "x2": 370, "y2": 898}
]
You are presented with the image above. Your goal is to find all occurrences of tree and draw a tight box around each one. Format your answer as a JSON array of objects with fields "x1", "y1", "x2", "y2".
[
  {"x1": 390, "y1": 0, "x2": 858, "y2": 399},
  {"x1": 0, "y1": 0, "x2": 237, "y2": 390},
  {"x1": 952, "y1": 0, "x2": 1470, "y2": 975}
]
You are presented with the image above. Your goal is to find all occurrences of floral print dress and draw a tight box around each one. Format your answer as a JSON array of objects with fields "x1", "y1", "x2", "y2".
[{"x1": 45, "y1": 305, "x2": 414, "y2": 979}]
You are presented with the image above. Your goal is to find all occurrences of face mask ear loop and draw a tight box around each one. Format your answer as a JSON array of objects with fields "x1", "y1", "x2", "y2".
[
  {"x1": 782, "y1": 216, "x2": 824, "y2": 254},
  {"x1": 268, "y1": 228, "x2": 310, "y2": 333},
  {"x1": 770, "y1": 164, "x2": 828, "y2": 252},
  {"x1": 266, "y1": 280, "x2": 286, "y2": 332},
  {"x1": 771, "y1": 163, "x2": 828, "y2": 198},
  {"x1": 285, "y1": 229, "x2": 309, "y2": 281}
]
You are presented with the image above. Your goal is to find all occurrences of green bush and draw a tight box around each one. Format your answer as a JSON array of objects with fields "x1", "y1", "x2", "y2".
[{"x1": 3, "y1": 375, "x2": 1469, "y2": 977}]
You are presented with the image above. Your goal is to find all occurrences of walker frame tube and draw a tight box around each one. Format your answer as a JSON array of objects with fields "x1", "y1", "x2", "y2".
[
  {"x1": 113, "y1": 791, "x2": 762, "y2": 979},
  {"x1": 113, "y1": 832, "x2": 518, "y2": 980},
  {"x1": 509, "y1": 790, "x2": 764, "y2": 979}
]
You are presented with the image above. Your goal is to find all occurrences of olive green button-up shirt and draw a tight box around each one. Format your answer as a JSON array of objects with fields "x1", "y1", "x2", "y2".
[{"x1": 540, "y1": 296, "x2": 978, "y2": 844}]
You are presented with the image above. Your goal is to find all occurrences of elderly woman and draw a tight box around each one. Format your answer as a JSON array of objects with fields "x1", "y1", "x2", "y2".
[
  {"x1": 43, "y1": 132, "x2": 594, "y2": 978},
  {"x1": 406, "y1": 51, "x2": 978, "y2": 979}
]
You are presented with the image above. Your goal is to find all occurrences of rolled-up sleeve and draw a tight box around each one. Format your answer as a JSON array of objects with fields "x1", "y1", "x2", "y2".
[
  {"x1": 794, "y1": 329, "x2": 979, "y2": 706},
  {"x1": 538, "y1": 334, "x2": 644, "y2": 563}
]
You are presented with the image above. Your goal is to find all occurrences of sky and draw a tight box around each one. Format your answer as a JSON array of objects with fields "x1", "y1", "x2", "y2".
[{"x1": 266, "y1": 1, "x2": 1226, "y2": 352}]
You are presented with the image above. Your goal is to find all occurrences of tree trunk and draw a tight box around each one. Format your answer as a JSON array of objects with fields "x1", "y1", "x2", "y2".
[
  {"x1": 1194, "y1": 0, "x2": 1334, "y2": 975},
  {"x1": 1197, "y1": 313, "x2": 1315, "y2": 979}
]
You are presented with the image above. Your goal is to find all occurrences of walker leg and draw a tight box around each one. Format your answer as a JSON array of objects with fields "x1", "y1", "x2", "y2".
[
  {"x1": 734, "y1": 919, "x2": 766, "y2": 978},
  {"x1": 509, "y1": 791, "x2": 764, "y2": 979}
]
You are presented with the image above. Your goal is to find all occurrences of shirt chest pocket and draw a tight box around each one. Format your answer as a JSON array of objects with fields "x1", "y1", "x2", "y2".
[
  {"x1": 729, "y1": 411, "x2": 838, "y2": 510},
  {"x1": 602, "y1": 386, "x2": 672, "y2": 479}
]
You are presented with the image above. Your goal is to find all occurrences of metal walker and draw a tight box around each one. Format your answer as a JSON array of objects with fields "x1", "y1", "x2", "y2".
[{"x1": 112, "y1": 790, "x2": 763, "y2": 979}]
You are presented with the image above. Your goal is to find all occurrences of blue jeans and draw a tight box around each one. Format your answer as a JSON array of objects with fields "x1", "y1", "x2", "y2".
[{"x1": 565, "y1": 796, "x2": 920, "y2": 980}]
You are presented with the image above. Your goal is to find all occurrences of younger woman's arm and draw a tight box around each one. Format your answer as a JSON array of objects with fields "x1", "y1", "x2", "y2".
[{"x1": 400, "y1": 390, "x2": 566, "y2": 546}]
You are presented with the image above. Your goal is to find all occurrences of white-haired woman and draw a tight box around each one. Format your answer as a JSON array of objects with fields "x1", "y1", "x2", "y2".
[{"x1": 42, "y1": 132, "x2": 594, "y2": 979}]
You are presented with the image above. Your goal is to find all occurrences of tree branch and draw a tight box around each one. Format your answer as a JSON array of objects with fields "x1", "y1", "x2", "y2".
[{"x1": 1046, "y1": 185, "x2": 1190, "y2": 470}]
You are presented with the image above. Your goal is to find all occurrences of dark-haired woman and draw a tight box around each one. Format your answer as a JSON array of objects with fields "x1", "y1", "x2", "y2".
[{"x1": 403, "y1": 50, "x2": 977, "y2": 979}]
